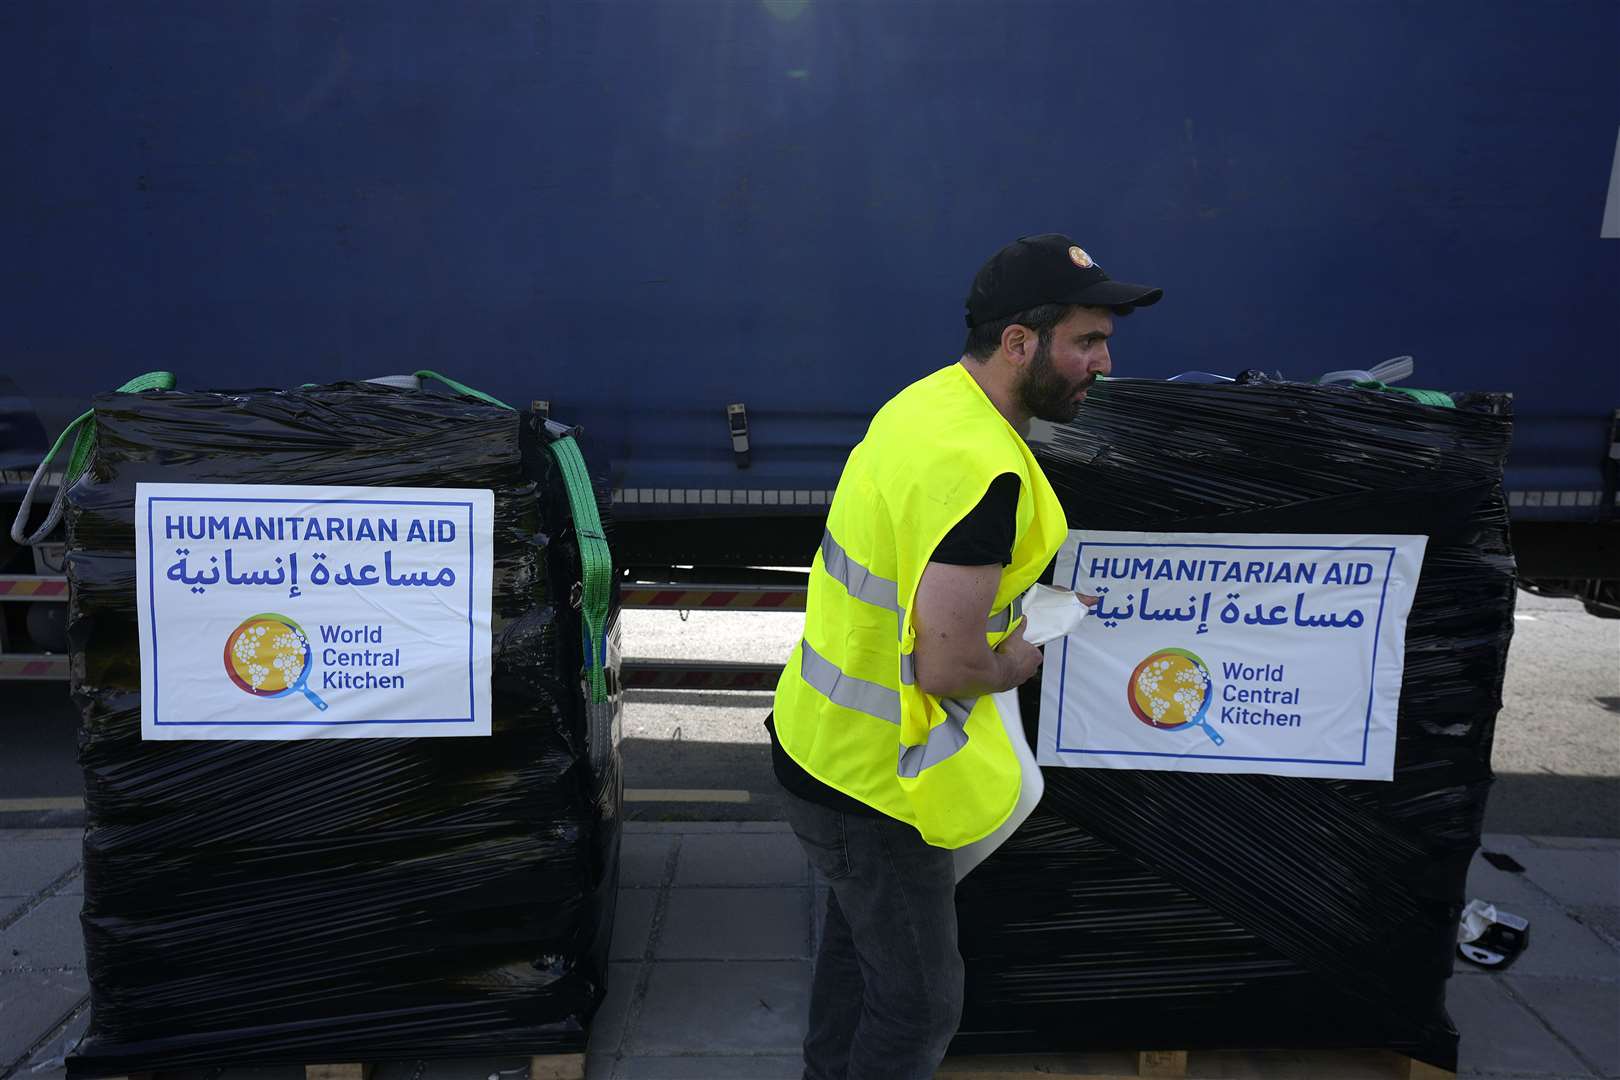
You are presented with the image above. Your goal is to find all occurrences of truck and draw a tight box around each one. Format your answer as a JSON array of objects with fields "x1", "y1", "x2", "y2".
[{"x1": 4, "y1": 0, "x2": 1617, "y2": 684}]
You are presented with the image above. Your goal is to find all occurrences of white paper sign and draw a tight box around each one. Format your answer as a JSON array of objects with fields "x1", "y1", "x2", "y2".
[
  {"x1": 135, "y1": 483, "x2": 494, "y2": 740},
  {"x1": 1037, "y1": 531, "x2": 1426, "y2": 780}
]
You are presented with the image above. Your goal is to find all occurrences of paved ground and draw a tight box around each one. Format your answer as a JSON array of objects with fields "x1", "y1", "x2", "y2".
[{"x1": 4, "y1": 823, "x2": 1616, "y2": 1080}]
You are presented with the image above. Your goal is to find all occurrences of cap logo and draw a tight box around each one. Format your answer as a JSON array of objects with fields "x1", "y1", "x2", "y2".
[{"x1": 1068, "y1": 245, "x2": 1094, "y2": 269}]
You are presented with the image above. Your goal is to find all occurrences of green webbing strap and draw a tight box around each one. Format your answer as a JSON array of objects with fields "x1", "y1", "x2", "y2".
[
  {"x1": 9, "y1": 371, "x2": 177, "y2": 546},
  {"x1": 408, "y1": 371, "x2": 610, "y2": 700},
  {"x1": 1353, "y1": 380, "x2": 1455, "y2": 409},
  {"x1": 549, "y1": 435, "x2": 612, "y2": 703},
  {"x1": 413, "y1": 370, "x2": 514, "y2": 410}
]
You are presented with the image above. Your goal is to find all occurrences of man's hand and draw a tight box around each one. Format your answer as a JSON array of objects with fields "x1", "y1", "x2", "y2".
[{"x1": 991, "y1": 615, "x2": 1044, "y2": 688}]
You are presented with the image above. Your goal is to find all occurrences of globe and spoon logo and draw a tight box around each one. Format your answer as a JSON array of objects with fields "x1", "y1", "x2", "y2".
[
  {"x1": 1126, "y1": 647, "x2": 1224, "y2": 745},
  {"x1": 223, "y1": 613, "x2": 329, "y2": 711}
]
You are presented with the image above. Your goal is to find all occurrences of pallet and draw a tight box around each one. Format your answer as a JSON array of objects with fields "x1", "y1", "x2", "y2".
[
  {"x1": 106, "y1": 1056, "x2": 586, "y2": 1080},
  {"x1": 938, "y1": 1048, "x2": 1454, "y2": 1079}
]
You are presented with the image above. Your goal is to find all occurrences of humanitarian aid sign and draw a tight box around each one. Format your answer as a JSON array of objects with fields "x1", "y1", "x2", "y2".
[
  {"x1": 1037, "y1": 531, "x2": 1426, "y2": 780},
  {"x1": 134, "y1": 483, "x2": 493, "y2": 739}
]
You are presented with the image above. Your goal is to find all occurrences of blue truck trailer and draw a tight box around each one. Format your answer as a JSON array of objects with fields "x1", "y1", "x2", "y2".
[{"x1": 3, "y1": 0, "x2": 1617, "y2": 676}]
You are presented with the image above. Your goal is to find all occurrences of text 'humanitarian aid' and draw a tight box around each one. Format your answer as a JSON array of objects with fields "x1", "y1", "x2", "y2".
[
  {"x1": 1037, "y1": 531, "x2": 1426, "y2": 780},
  {"x1": 134, "y1": 483, "x2": 494, "y2": 739}
]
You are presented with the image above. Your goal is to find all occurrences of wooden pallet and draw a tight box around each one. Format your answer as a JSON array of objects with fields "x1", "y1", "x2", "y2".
[
  {"x1": 108, "y1": 1056, "x2": 587, "y2": 1080},
  {"x1": 939, "y1": 1048, "x2": 1454, "y2": 1079}
]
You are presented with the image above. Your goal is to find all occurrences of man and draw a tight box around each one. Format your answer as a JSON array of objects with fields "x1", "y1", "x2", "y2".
[{"x1": 767, "y1": 233, "x2": 1162, "y2": 1080}]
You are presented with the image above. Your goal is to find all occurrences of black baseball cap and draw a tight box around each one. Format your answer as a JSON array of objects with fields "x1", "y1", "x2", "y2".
[{"x1": 964, "y1": 233, "x2": 1163, "y2": 327}]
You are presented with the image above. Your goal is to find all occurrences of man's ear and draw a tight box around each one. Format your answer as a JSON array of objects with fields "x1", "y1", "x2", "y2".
[{"x1": 999, "y1": 323, "x2": 1033, "y2": 368}]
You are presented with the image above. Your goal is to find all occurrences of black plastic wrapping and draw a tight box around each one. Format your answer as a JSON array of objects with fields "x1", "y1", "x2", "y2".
[
  {"x1": 63, "y1": 384, "x2": 622, "y2": 1077},
  {"x1": 953, "y1": 380, "x2": 1514, "y2": 1071}
]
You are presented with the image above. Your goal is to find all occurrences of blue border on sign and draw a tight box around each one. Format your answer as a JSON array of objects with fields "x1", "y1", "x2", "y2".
[
  {"x1": 1055, "y1": 541, "x2": 1398, "y2": 765},
  {"x1": 146, "y1": 496, "x2": 479, "y2": 726}
]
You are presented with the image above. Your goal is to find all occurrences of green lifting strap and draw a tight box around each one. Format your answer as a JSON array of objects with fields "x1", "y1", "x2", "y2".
[
  {"x1": 549, "y1": 435, "x2": 613, "y2": 704},
  {"x1": 9, "y1": 371, "x2": 177, "y2": 546},
  {"x1": 413, "y1": 369, "x2": 514, "y2": 410},
  {"x1": 409, "y1": 371, "x2": 610, "y2": 701},
  {"x1": 1353, "y1": 380, "x2": 1455, "y2": 409}
]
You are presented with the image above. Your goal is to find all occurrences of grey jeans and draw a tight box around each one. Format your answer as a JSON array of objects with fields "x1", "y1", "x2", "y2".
[{"x1": 782, "y1": 789, "x2": 964, "y2": 1080}]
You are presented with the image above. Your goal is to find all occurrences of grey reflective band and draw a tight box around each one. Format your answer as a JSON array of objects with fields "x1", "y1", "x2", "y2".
[
  {"x1": 899, "y1": 652, "x2": 916, "y2": 686},
  {"x1": 820, "y1": 530, "x2": 902, "y2": 615},
  {"x1": 985, "y1": 594, "x2": 1024, "y2": 633},
  {"x1": 800, "y1": 638, "x2": 902, "y2": 726},
  {"x1": 896, "y1": 696, "x2": 976, "y2": 778}
]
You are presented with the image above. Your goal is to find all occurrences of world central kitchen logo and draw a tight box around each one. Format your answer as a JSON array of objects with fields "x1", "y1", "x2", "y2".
[
  {"x1": 224, "y1": 616, "x2": 406, "y2": 710},
  {"x1": 1127, "y1": 648, "x2": 1224, "y2": 745},
  {"x1": 1128, "y1": 648, "x2": 1307, "y2": 746},
  {"x1": 223, "y1": 613, "x2": 329, "y2": 712}
]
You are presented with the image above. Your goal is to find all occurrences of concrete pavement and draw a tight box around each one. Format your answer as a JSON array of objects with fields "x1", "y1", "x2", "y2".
[{"x1": 3, "y1": 822, "x2": 1616, "y2": 1080}]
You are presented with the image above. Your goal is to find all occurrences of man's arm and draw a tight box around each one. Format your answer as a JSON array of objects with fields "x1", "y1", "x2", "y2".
[{"x1": 910, "y1": 561, "x2": 1043, "y2": 699}]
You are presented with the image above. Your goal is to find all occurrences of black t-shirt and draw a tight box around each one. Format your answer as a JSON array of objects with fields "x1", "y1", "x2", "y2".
[{"x1": 767, "y1": 474, "x2": 1019, "y2": 815}]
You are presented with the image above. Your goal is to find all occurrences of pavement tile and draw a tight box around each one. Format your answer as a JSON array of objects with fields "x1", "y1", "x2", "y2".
[
  {"x1": 1532, "y1": 836, "x2": 1620, "y2": 852},
  {"x1": 23, "y1": 1004, "x2": 89, "y2": 1074},
  {"x1": 1570, "y1": 904, "x2": 1620, "y2": 949},
  {"x1": 0, "y1": 969, "x2": 89, "y2": 1065},
  {"x1": 1504, "y1": 975, "x2": 1619, "y2": 1077},
  {"x1": 656, "y1": 889, "x2": 807, "y2": 961},
  {"x1": 673, "y1": 835, "x2": 806, "y2": 888},
  {"x1": 615, "y1": 1055, "x2": 802, "y2": 1079},
  {"x1": 621, "y1": 834, "x2": 676, "y2": 889},
  {"x1": 1467, "y1": 854, "x2": 1568, "y2": 913},
  {"x1": 1, "y1": 895, "x2": 84, "y2": 971},
  {"x1": 1449, "y1": 973, "x2": 1592, "y2": 1077},
  {"x1": 586, "y1": 961, "x2": 641, "y2": 1061},
  {"x1": 1496, "y1": 907, "x2": 1618, "y2": 980},
  {"x1": 1480, "y1": 833, "x2": 1542, "y2": 855},
  {"x1": 0, "y1": 840, "x2": 80, "y2": 900},
  {"x1": 612, "y1": 890, "x2": 658, "y2": 962},
  {"x1": 1464, "y1": 857, "x2": 1620, "y2": 979},
  {"x1": 629, "y1": 961, "x2": 810, "y2": 1055},
  {"x1": 1511, "y1": 847, "x2": 1620, "y2": 908}
]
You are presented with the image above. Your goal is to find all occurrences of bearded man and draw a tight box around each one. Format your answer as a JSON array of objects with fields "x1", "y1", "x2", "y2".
[{"x1": 768, "y1": 233, "x2": 1162, "y2": 1080}]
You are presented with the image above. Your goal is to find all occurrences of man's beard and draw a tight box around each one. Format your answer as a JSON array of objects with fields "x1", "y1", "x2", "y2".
[{"x1": 1015, "y1": 333, "x2": 1092, "y2": 423}]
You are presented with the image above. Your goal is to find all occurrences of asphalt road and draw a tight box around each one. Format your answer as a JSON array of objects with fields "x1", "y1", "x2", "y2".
[{"x1": 2, "y1": 590, "x2": 1616, "y2": 835}]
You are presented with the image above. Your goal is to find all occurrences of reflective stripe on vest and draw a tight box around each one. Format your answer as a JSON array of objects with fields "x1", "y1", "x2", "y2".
[
  {"x1": 820, "y1": 529, "x2": 902, "y2": 616},
  {"x1": 987, "y1": 594, "x2": 1023, "y2": 633},
  {"x1": 803, "y1": 634, "x2": 977, "y2": 777},
  {"x1": 896, "y1": 694, "x2": 978, "y2": 778},
  {"x1": 799, "y1": 637, "x2": 902, "y2": 724}
]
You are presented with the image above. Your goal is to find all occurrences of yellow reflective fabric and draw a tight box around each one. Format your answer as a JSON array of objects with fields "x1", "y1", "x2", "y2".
[{"x1": 772, "y1": 363, "x2": 1068, "y2": 848}]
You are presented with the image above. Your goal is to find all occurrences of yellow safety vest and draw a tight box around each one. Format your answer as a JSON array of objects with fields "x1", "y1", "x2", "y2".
[{"x1": 772, "y1": 362, "x2": 1068, "y2": 848}]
